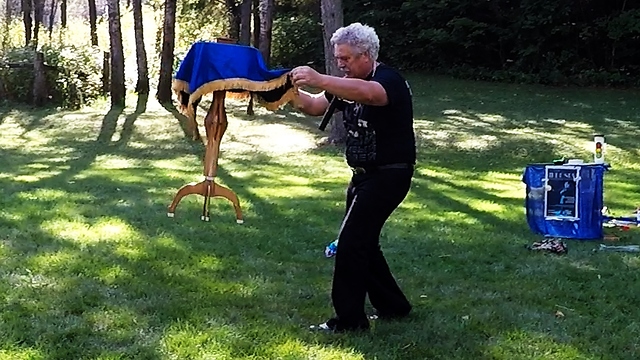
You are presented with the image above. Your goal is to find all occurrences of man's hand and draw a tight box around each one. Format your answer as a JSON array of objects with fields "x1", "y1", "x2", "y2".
[
  {"x1": 290, "y1": 64, "x2": 388, "y2": 107},
  {"x1": 291, "y1": 66, "x2": 325, "y2": 88}
]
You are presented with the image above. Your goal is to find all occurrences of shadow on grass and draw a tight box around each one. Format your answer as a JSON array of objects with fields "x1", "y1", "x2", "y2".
[
  {"x1": 0, "y1": 150, "x2": 345, "y2": 358},
  {"x1": 0, "y1": 148, "x2": 531, "y2": 358},
  {"x1": 48, "y1": 101, "x2": 129, "y2": 182},
  {"x1": 0, "y1": 103, "x2": 60, "y2": 133},
  {"x1": 195, "y1": 95, "x2": 328, "y2": 137},
  {"x1": 159, "y1": 100, "x2": 202, "y2": 144},
  {"x1": 1, "y1": 78, "x2": 640, "y2": 359},
  {"x1": 116, "y1": 93, "x2": 149, "y2": 146}
]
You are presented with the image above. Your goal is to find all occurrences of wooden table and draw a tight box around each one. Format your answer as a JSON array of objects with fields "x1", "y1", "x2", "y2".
[
  {"x1": 167, "y1": 91, "x2": 244, "y2": 223},
  {"x1": 168, "y1": 39, "x2": 296, "y2": 223}
]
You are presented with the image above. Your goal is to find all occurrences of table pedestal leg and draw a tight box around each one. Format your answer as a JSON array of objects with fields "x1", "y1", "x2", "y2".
[{"x1": 167, "y1": 91, "x2": 244, "y2": 224}]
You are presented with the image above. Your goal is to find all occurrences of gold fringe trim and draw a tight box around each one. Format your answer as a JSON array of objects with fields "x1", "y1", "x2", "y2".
[
  {"x1": 171, "y1": 79, "x2": 195, "y2": 120},
  {"x1": 188, "y1": 75, "x2": 288, "y2": 107},
  {"x1": 171, "y1": 74, "x2": 292, "y2": 119},
  {"x1": 255, "y1": 88, "x2": 297, "y2": 111},
  {"x1": 172, "y1": 79, "x2": 190, "y2": 94},
  {"x1": 220, "y1": 87, "x2": 297, "y2": 110}
]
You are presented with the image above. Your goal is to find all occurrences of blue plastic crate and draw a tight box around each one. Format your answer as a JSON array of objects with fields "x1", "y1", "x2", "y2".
[{"x1": 522, "y1": 163, "x2": 607, "y2": 240}]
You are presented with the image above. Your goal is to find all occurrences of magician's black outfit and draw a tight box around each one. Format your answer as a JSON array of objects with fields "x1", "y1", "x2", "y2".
[{"x1": 324, "y1": 63, "x2": 416, "y2": 332}]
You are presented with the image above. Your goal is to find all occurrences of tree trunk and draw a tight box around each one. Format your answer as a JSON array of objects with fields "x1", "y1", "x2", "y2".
[
  {"x1": 60, "y1": 0, "x2": 65, "y2": 27},
  {"x1": 4, "y1": 0, "x2": 12, "y2": 49},
  {"x1": 225, "y1": 0, "x2": 240, "y2": 40},
  {"x1": 258, "y1": 0, "x2": 273, "y2": 66},
  {"x1": 107, "y1": 0, "x2": 125, "y2": 106},
  {"x1": 320, "y1": 0, "x2": 342, "y2": 78},
  {"x1": 320, "y1": 0, "x2": 346, "y2": 144},
  {"x1": 33, "y1": 0, "x2": 44, "y2": 48},
  {"x1": 21, "y1": 0, "x2": 32, "y2": 46},
  {"x1": 154, "y1": 10, "x2": 162, "y2": 54},
  {"x1": 102, "y1": 51, "x2": 109, "y2": 94},
  {"x1": 156, "y1": 0, "x2": 176, "y2": 103},
  {"x1": 47, "y1": 0, "x2": 57, "y2": 37},
  {"x1": 252, "y1": 0, "x2": 259, "y2": 48},
  {"x1": 33, "y1": 51, "x2": 47, "y2": 106},
  {"x1": 132, "y1": 0, "x2": 149, "y2": 93},
  {"x1": 88, "y1": 0, "x2": 97, "y2": 45},
  {"x1": 238, "y1": 0, "x2": 251, "y2": 45}
]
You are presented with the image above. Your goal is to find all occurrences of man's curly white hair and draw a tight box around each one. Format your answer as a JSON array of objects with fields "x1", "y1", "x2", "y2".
[{"x1": 330, "y1": 22, "x2": 380, "y2": 61}]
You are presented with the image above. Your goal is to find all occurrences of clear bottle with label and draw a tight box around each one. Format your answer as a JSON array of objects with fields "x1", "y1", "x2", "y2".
[{"x1": 594, "y1": 135, "x2": 605, "y2": 164}]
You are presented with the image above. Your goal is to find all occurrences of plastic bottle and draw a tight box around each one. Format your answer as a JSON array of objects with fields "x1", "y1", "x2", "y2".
[
  {"x1": 598, "y1": 244, "x2": 640, "y2": 253},
  {"x1": 594, "y1": 135, "x2": 605, "y2": 164},
  {"x1": 325, "y1": 239, "x2": 338, "y2": 258}
]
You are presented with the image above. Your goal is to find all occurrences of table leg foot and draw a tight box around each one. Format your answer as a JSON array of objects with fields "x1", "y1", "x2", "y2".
[
  {"x1": 167, "y1": 180, "x2": 244, "y2": 223},
  {"x1": 168, "y1": 181, "x2": 208, "y2": 215},
  {"x1": 211, "y1": 183, "x2": 244, "y2": 224}
]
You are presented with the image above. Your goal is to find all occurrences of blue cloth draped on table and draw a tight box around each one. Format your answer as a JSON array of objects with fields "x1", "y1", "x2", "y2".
[{"x1": 172, "y1": 41, "x2": 295, "y2": 119}]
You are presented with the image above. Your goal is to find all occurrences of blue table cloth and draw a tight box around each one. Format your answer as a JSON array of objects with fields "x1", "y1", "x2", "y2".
[{"x1": 172, "y1": 41, "x2": 295, "y2": 118}]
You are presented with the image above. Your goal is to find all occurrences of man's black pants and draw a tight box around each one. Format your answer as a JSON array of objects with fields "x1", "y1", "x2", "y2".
[{"x1": 331, "y1": 166, "x2": 413, "y2": 328}]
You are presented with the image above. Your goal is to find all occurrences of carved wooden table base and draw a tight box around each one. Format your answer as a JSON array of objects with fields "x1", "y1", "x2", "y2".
[{"x1": 167, "y1": 91, "x2": 244, "y2": 223}]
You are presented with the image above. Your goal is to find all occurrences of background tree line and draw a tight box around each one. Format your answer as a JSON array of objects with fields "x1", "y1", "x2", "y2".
[
  {"x1": 1, "y1": 0, "x2": 639, "y2": 111},
  {"x1": 275, "y1": 0, "x2": 640, "y2": 87}
]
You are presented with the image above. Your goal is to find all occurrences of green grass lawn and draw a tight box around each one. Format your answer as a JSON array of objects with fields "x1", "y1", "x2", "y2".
[{"x1": 1, "y1": 75, "x2": 640, "y2": 360}]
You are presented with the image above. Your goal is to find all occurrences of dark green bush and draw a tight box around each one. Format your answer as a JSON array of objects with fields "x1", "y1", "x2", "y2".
[
  {"x1": 271, "y1": 14, "x2": 324, "y2": 70},
  {"x1": 338, "y1": 0, "x2": 640, "y2": 87},
  {"x1": 0, "y1": 47, "x2": 34, "y2": 103},
  {"x1": 0, "y1": 44, "x2": 103, "y2": 109}
]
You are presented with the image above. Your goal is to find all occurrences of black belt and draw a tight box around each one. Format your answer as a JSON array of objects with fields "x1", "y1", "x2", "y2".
[{"x1": 351, "y1": 163, "x2": 413, "y2": 175}]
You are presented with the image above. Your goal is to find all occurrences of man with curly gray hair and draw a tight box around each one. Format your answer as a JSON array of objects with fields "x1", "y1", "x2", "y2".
[{"x1": 291, "y1": 22, "x2": 415, "y2": 333}]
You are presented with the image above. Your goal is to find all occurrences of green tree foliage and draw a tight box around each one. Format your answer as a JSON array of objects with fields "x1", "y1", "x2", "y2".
[
  {"x1": 271, "y1": 14, "x2": 323, "y2": 69},
  {"x1": 2, "y1": 0, "x2": 639, "y2": 107},
  {"x1": 66, "y1": 0, "x2": 640, "y2": 95},
  {"x1": 268, "y1": 0, "x2": 323, "y2": 70},
  {"x1": 171, "y1": 0, "x2": 228, "y2": 57},
  {"x1": 340, "y1": 0, "x2": 640, "y2": 86}
]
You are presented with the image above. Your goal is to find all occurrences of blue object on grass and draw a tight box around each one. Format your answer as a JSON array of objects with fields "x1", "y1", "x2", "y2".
[
  {"x1": 325, "y1": 239, "x2": 338, "y2": 258},
  {"x1": 522, "y1": 163, "x2": 608, "y2": 240}
]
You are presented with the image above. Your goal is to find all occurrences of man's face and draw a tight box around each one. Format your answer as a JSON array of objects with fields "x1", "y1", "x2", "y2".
[{"x1": 334, "y1": 44, "x2": 372, "y2": 79}]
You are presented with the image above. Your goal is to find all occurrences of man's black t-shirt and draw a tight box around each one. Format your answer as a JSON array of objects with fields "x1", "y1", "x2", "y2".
[{"x1": 326, "y1": 64, "x2": 416, "y2": 168}]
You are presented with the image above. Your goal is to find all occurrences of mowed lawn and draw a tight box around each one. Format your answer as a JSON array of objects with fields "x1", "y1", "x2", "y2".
[{"x1": 1, "y1": 75, "x2": 639, "y2": 360}]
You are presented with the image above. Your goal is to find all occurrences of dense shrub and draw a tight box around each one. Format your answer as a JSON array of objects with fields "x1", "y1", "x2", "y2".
[
  {"x1": 340, "y1": 0, "x2": 640, "y2": 87},
  {"x1": 271, "y1": 14, "x2": 324, "y2": 70},
  {"x1": 0, "y1": 44, "x2": 104, "y2": 109}
]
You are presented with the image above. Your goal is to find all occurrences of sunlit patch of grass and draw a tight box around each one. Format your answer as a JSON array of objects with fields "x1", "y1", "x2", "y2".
[
  {"x1": 224, "y1": 117, "x2": 319, "y2": 156},
  {"x1": 160, "y1": 323, "x2": 370, "y2": 360},
  {"x1": 486, "y1": 330, "x2": 591, "y2": 359},
  {"x1": 467, "y1": 199, "x2": 507, "y2": 213},
  {"x1": 40, "y1": 217, "x2": 141, "y2": 245},
  {"x1": 0, "y1": 349, "x2": 45, "y2": 360},
  {"x1": 1, "y1": 75, "x2": 640, "y2": 359},
  {"x1": 624, "y1": 256, "x2": 640, "y2": 269}
]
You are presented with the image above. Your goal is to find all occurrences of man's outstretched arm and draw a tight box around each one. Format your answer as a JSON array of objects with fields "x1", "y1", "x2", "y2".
[
  {"x1": 291, "y1": 66, "x2": 388, "y2": 106},
  {"x1": 290, "y1": 88, "x2": 330, "y2": 116}
]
